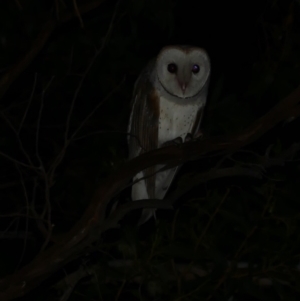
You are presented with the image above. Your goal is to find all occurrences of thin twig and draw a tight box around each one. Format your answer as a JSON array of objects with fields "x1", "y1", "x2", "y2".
[
  {"x1": 18, "y1": 73, "x2": 37, "y2": 134},
  {"x1": 35, "y1": 76, "x2": 55, "y2": 169},
  {"x1": 47, "y1": 0, "x2": 122, "y2": 182},
  {"x1": 15, "y1": 164, "x2": 30, "y2": 270},
  {"x1": 73, "y1": 129, "x2": 129, "y2": 141},
  {"x1": 0, "y1": 111, "x2": 36, "y2": 167},
  {"x1": 115, "y1": 279, "x2": 126, "y2": 301},
  {"x1": 70, "y1": 77, "x2": 126, "y2": 141},
  {"x1": 64, "y1": 0, "x2": 121, "y2": 142},
  {"x1": 73, "y1": 0, "x2": 84, "y2": 28},
  {"x1": 35, "y1": 77, "x2": 55, "y2": 252},
  {"x1": 29, "y1": 178, "x2": 53, "y2": 240},
  {"x1": 0, "y1": 151, "x2": 36, "y2": 170},
  {"x1": 0, "y1": 0, "x2": 108, "y2": 100}
]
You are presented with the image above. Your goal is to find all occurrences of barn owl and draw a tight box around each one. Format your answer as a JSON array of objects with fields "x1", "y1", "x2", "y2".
[{"x1": 128, "y1": 45, "x2": 210, "y2": 224}]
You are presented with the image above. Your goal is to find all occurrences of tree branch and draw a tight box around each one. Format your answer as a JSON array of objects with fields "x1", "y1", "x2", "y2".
[
  {"x1": 0, "y1": 0, "x2": 107, "y2": 100},
  {"x1": 0, "y1": 84, "x2": 299, "y2": 300}
]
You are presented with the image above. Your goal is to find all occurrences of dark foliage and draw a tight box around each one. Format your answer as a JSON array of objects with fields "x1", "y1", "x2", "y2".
[{"x1": 0, "y1": 0, "x2": 300, "y2": 300}]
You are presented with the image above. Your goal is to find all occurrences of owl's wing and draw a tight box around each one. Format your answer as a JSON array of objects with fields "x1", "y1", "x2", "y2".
[
  {"x1": 191, "y1": 105, "x2": 205, "y2": 137},
  {"x1": 128, "y1": 60, "x2": 159, "y2": 199},
  {"x1": 191, "y1": 82, "x2": 209, "y2": 137}
]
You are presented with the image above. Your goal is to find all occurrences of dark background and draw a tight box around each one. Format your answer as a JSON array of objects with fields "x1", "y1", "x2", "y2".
[{"x1": 0, "y1": 0, "x2": 300, "y2": 300}]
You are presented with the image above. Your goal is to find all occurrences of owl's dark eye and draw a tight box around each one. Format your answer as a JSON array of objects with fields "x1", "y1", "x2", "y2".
[
  {"x1": 192, "y1": 64, "x2": 200, "y2": 74},
  {"x1": 167, "y1": 63, "x2": 177, "y2": 73}
]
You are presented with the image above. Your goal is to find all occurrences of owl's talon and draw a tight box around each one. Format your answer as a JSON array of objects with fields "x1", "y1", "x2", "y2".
[
  {"x1": 194, "y1": 130, "x2": 204, "y2": 140},
  {"x1": 184, "y1": 131, "x2": 204, "y2": 142},
  {"x1": 161, "y1": 137, "x2": 183, "y2": 147},
  {"x1": 184, "y1": 133, "x2": 193, "y2": 142},
  {"x1": 173, "y1": 137, "x2": 183, "y2": 145}
]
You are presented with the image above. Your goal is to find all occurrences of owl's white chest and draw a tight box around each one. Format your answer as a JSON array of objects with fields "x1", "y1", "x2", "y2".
[{"x1": 158, "y1": 96, "x2": 204, "y2": 146}]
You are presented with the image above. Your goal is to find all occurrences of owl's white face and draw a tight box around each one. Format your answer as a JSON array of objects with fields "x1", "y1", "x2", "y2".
[{"x1": 156, "y1": 46, "x2": 210, "y2": 99}]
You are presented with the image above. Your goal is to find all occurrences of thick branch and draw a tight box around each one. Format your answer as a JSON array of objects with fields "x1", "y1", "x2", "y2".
[{"x1": 0, "y1": 85, "x2": 299, "y2": 300}]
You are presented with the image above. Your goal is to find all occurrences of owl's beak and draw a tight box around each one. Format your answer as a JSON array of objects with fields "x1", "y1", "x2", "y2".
[
  {"x1": 181, "y1": 83, "x2": 186, "y2": 93},
  {"x1": 177, "y1": 69, "x2": 190, "y2": 95},
  {"x1": 178, "y1": 82, "x2": 187, "y2": 95}
]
